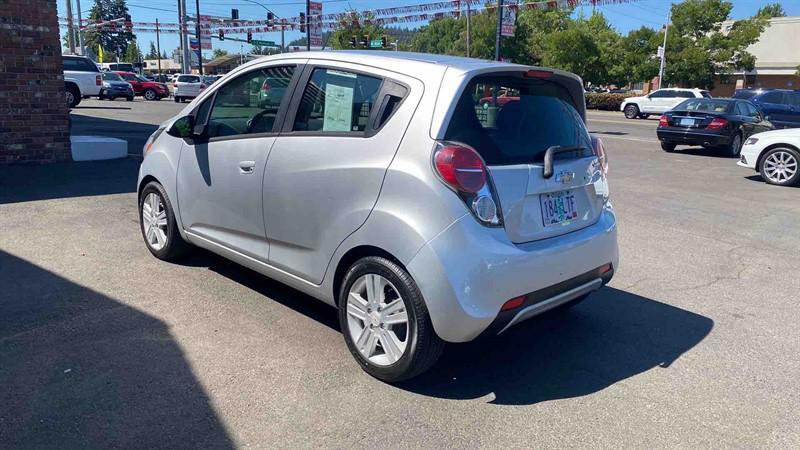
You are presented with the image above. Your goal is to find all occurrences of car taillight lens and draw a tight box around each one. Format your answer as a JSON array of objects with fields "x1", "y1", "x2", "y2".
[
  {"x1": 708, "y1": 118, "x2": 728, "y2": 130},
  {"x1": 591, "y1": 135, "x2": 608, "y2": 175},
  {"x1": 659, "y1": 114, "x2": 669, "y2": 127},
  {"x1": 96, "y1": 75, "x2": 102, "y2": 86},
  {"x1": 433, "y1": 141, "x2": 502, "y2": 227}
]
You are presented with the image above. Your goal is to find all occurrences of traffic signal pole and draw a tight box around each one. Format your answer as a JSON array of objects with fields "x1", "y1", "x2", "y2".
[{"x1": 306, "y1": 0, "x2": 311, "y2": 51}]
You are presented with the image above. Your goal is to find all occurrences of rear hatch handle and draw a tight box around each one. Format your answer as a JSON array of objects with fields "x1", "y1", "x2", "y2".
[{"x1": 543, "y1": 145, "x2": 585, "y2": 179}]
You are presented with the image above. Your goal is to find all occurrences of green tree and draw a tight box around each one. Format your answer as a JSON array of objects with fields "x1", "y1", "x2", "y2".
[
  {"x1": 757, "y1": 3, "x2": 786, "y2": 18},
  {"x1": 326, "y1": 12, "x2": 388, "y2": 50},
  {"x1": 511, "y1": 8, "x2": 573, "y2": 65},
  {"x1": 161, "y1": 50, "x2": 168, "y2": 59},
  {"x1": 212, "y1": 48, "x2": 229, "y2": 58},
  {"x1": 542, "y1": 19, "x2": 603, "y2": 84},
  {"x1": 146, "y1": 41, "x2": 158, "y2": 58},
  {"x1": 122, "y1": 40, "x2": 142, "y2": 63},
  {"x1": 409, "y1": 16, "x2": 464, "y2": 56},
  {"x1": 665, "y1": 0, "x2": 772, "y2": 88},
  {"x1": 84, "y1": 0, "x2": 136, "y2": 59},
  {"x1": 619, "y1": 26, "x2": 661, "y2": 85}
]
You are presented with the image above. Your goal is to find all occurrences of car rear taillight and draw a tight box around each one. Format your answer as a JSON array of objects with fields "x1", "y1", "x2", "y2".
[
  {"x1": 591, "y1": 135, "x2": 608, "y2": 175},
  {"x1": 523, "y1": 69, "x2": 553, "y2": 79},
  {"x1": 659, "y1": 114, "x2": 669, "y2": 127},
  {"x1": 708, "y1": 118, "x2": 729, "y2": 130},
  {"x1": 433, "y1": 141, "x2": 502, "y2": 226},
  {"x1": 96, "y1": 74, "x2": 102, "y2": 86}
]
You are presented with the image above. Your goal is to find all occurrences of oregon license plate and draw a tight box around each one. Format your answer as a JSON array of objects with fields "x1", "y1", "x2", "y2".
[
  {"x1": 680, "y1": 118, "x2": 695, "y2": 126},
  {"x1": 540, "y1": 191, "x2": 579, "y2": 227}
]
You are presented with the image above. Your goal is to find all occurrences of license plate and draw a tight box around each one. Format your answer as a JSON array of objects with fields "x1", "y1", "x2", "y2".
[
  {"x1": 540, "y1": 191, "x2": 579, "y2": 227},
  {"x1": 679, "y1": 118, "x2": 695, "y2": 126}
]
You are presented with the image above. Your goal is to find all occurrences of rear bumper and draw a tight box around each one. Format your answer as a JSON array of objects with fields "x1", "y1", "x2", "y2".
[
  {"x1": 407, "y1": 206, "x2": 618, "y2": 343},
  {"x1": 657, "y1": 128, "x2": 730, "y2": 146}
]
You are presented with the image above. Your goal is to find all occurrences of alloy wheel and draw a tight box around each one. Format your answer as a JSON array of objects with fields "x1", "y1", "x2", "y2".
[
  {"x1": 65, "y1": 91, "x2": 75, "y2": 107},
  {"x1": 144, "y1": 90, "x2": 156, "y2": 100},
  {"x1": 763, "y1": 150, "x2": 798, "y2": 183},
  {"x1": 731, "y1": 135, "x2": 742, "y2": 157},
  {"x1": 346, "y1": 274, "x2": 409, "y2": 366},
  {"x1": 141, "y1": 193, "x2": 169, "y2": 251}
]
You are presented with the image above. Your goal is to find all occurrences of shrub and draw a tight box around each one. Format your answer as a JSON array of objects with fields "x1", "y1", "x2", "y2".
[{"x1": 585, "y1": 92, "x2": 636, "y2": 111}]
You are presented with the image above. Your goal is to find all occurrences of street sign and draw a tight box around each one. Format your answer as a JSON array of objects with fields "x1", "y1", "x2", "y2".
[
  {"x1": 657, "y1": 46, "x2": 664, "y2": 57},
  {"x1": 251, "y1": 40, "x2": 275, "y2": 47},
  {"x1": 369, "y1": 39, "x2": 383, "y2": 48},
  {"x1": 309, "y1": 1, "x2": 323, "y2": 47}
]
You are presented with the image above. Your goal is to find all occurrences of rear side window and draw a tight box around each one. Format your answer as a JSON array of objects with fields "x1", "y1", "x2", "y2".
[
  {"x1": 444, "y1": 74, "x2": 592, "y2": 166},
  {"x1": 63, "y1": 57, "x2": 98, "y2": 72},
  {"x1": 789, "y1": 92, "x2": 800, "y2": 107},
  {"x1": 677, "y1": 91, "x2": 695, "y2": 98},
  {"x1": 759, "y1": 92, "x2": 785, "y2": 104},
  {"x1": 178, "y1": 75, "x2": 200, "y2": 83},
  {"x1": 292, "y1": 68, "x2": 382, "y2": 133}
]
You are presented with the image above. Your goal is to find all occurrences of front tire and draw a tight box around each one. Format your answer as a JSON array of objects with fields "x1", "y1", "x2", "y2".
[
  {"x1": 760, "y1": 147, "x2": 800, "y2": 186},
  {"x1": 139, "y1": 182, "x2": 191, "y2": 261},
  {"x1": 727, "y1": 133, "x2": 743, "y2": 158},
  {"x1": 143, "y1": 89, "x2": 157, "y2": 101},
  {"x1": 624, "y1": 104, "x2": 640, "y2": 119},
  {"x1": 174, "y1": 96, "x2": 181, "y2": 103},
  {"x1": 339, "y1": 257, "x2": 444, "y2": 383}
]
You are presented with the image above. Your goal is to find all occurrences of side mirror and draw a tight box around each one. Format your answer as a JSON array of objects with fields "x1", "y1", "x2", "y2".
[{"x1": 167, "y1": 115, "x2": 195, "y2": 138}]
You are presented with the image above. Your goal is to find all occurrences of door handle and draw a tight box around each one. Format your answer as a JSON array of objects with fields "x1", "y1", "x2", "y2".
[{"x1": 239, "y1": 161, "x2": 256, "y2": 174}]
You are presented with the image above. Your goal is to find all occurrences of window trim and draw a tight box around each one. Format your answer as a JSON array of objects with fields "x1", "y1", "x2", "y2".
[
  {"x1": 279, "y1": 64, "x2": 390, "y2": 138},
  {"x1": 192, "y1": 63, "x2": 303, "y2": 143}
]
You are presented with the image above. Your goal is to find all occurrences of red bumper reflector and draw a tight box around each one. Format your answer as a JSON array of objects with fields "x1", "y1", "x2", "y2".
[
  {"x1": 501, "y1": 296, "x2": 526, "y2": 312},
  {"x1": 600, "y1": 263, "x2": 612, "y2": 275}
]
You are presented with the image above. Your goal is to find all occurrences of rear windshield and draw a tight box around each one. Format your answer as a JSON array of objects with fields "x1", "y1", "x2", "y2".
[
  {"x1": 178, "y1": 75, "x2": 200, "y2": 83},
  {"x1": 733, "y1": 90, "x2": 757, "y2": 99},
  {"x1": 444, "y1": 74, "x2": 592, "y2": 166},
  {"x1": 675, "y1": 99, "x2": 732, "y2": 113}
]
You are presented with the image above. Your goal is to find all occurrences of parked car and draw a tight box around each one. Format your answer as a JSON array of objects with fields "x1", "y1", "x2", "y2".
[
  {"x1": 99, "y1": 72, "x2": 134, "y2": 101},
  {"x1": 62, "y1": 55, "x2": 102, "y2": 108},
  {"x1": 621, "y1": 88, "x2": 711, "y2": 119},
  {"x1": 203, "y1": 75, "x2": 222, "y2": 85},
  {"x1": 148, "y1": 74, "x2": 172, "y2": 83},
  {"x1": 173, "y1": 74, "x2": 205, "y2": 102},
  {"x1": 137, "y1": 52, "x2": 618, "y2": 382},
  {"x1": 656, "y1": 98, "x2": 773, "y2": 156},
  {"x1": 732, "y1": 89, "x2": 800, "y2": 129},
  {"x1": 738, "y1": 128, "x2": 800, "y2": 186},
  {"x1": 114, "y1": 71, "x2": 169, "y2": 101}
]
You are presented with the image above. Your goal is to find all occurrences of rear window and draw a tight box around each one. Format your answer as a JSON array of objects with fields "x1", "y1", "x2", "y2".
[
  {"x1": 63, "y1": 57, "x2": 99, "y2": 72},
  {"x1": 178, "y1": 75, "x2": 200, "y2": 83},
  {"x1": 444, "y1": 74, "x2": 592, "y2": 166},
  {"x1": 733, "y1": 90, "x2": 757, "y2": 99},
  {"x1": 675, "y1": 99, "x2": 732, "y2": 113}
]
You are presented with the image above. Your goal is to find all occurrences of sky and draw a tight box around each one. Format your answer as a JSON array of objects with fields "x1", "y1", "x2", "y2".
[{"x1": 57, "y1": 0, "x2": 800, "y2": 58}]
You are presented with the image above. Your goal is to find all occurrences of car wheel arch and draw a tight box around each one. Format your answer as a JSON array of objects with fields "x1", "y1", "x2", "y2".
[
  {"x1": 138, "y1": 175, "x2": 160, "y2": 202},
  {"x1": 332, "y1": 245, "x2": 406, "y2": 307},
  {"x1": 756, "y1": 143, "x2": 800, "y2": 171}
]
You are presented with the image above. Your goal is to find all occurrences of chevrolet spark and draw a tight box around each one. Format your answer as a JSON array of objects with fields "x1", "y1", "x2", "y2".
[{"x1": 138, "y1": 52, "x2": 618, "y2": 382}]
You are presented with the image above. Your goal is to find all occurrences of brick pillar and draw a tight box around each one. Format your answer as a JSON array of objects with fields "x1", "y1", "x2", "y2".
[{"x1": 0, "y1": 0, "x2": 71, "y2": 164}]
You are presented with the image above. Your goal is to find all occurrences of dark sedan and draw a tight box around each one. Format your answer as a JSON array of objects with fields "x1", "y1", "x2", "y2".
[{"x1": 657, "y1": 98, "x2": 774, "y2": 157}]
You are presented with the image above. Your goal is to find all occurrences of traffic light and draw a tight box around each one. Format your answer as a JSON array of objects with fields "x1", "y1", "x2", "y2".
[
  {"x1": 299, "y1": 12, "x2": 306, "y2": 33},
  {"x1": 349, "y1": 36, "x2": 357, "y2": 48},
  {"x1": 124, "y1": 14, "x2": 132, "y2": 32},
  {"x1": 381, "y1": 36, "x2": 388, "y2": 48},
  {"x1": 231, "y1": 9, "x2": 239, "y2": 20},
  {"x1": 247, "y1": 31, "x2": 252, "y2": 43},
  {"x1": 218, "y1": 29, "x2": 224, "y2": 41},
  {"x1": 360, "y1": 34, "x2": 369, "y2": 48},
  {"x1": 267, "y1": 12, "x2": 274, "y2": 27}
]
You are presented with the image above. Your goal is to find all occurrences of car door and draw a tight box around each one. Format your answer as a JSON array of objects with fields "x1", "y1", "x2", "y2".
[
  {"x1": 735, "y1": 101, "x2": 756, "y2": 139},
  {"x1": 176, "y1": 63, "x2": 301, "y2": 261},
  {"x1": 645, "y1": 90, "x2": 671, "y2": 113},
  {"x1": 757, "y1": 91, "x2": 793, "y2": 128},
  {"x1": 639, "y1": 90, "x2": 660, "y2": 113},
  {"x1": 787, "y1": 92, "x2": 800, "y2": 128},
  {"x1": 121, "y1": 73, "x2": 142, "y2": 94},
  {"x1": 262, "y1": 62, "x2": 421, "y2": 284},
  {"x1": 743, "y1": 101, "x2": 771, "y2": 134}
]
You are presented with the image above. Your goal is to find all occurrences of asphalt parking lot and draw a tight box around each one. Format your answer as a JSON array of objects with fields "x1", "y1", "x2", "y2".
[{"x1": 1, "y1": 99, "x2": 799, "y2": 448}]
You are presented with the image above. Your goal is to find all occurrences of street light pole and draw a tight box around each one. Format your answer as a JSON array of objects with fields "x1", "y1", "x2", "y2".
[
  {"x1": 195, "y1": 0, "x2": 203, "y2": 75},
  {"x1": 76, "y1": 0, "x2": 85, "y2": 55},
  {"x1": 658, "y1": 10, "x2": 670, "y2": 90},
  {"x1": 494, "y1": 0, "x2": 503, "y2": 61},
  {"x1": 243, "y1": 0, "x2": 285, "y2": 53}
]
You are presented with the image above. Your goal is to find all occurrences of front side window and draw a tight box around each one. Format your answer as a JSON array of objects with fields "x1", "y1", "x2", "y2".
[
  {"x1": 102, "y1": 72, "x2": 123, "y2": 82},
  {"x1": 205, "y1": 66, "x2": 295, "y2": 138},
  {"x1": 650, "y1": 90, "x2": 670, "y2": 98},
  {"x1": 760, "y1": 92, "x2": 784, "y2": 104},
  {"x1": 444, "y1": 73, "x2": 592, "y2": 166},
  {"x1": 292, "y1": 68, "x2": 382, "y2": 133}
]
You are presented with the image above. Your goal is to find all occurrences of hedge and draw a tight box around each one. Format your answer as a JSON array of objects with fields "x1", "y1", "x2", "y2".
[{"x1": 585, "y1": 93, "x2": 637, "y2": 111}]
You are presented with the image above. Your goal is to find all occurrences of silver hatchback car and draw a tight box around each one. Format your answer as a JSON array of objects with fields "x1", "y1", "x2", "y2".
[{"x1": 138, "y1": 52, "x2": 618, "y2": 382}]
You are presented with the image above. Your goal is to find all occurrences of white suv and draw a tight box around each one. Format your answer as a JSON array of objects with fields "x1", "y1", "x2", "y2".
[
  {"x1": 621, "y1": 88, "x2": 711, "y2": 119},
  {"x1": 173, "y1": 74, "x2": 205, "y2": 103}
]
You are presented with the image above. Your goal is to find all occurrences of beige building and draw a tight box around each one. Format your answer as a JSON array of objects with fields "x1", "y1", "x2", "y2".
[{"x1": 713, "y1": 16, "x2": 800, "y2": 96}]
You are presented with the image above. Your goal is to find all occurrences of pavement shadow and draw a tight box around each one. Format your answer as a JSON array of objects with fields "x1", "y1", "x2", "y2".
[
  {"x1": 0, "y1": 250, "x2": 235, "y2": 449},
  {"x1": 399, "y1": 287, "x2": 713, "y2": 405},
  {"x1": 0, "y1": 159, "x2": 139, "y2": 204},
  {"x1": 670, "y1": 146, "x2": 737, "y2": 159}
]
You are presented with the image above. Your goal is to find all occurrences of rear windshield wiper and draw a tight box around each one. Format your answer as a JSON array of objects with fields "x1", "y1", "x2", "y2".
[{"x1": 543, "y1": 145, "x2": 585, "y2": 179}]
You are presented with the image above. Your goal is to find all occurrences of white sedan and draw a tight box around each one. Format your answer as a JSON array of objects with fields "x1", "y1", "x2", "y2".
[{"x1": 738, "y1": 128, "x2": 800, "y2": 186}]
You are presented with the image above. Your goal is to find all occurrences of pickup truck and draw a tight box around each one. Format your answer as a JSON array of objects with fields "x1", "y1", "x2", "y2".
[{"x1": 63, "y1": 55, "x2": 102, "y2": 108}]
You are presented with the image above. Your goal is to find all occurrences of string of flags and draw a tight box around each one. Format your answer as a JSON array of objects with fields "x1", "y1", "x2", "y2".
[{"x1": 59, "y1": 0, "x2": 641, "y2": 35}]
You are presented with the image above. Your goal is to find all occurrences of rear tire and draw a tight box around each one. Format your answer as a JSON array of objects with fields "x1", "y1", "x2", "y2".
[
  {"x1": 759, "y1": 147, "x2": 800, "y2": 186},
  {"x1": 661, "y1": 142, "x2": 676, "y2": 152},
  {"x1": 139, "y1": 182, "x2": 191, "y2": 261},
  {"x1": 65, "y1": 84, "x2": 81, "y2": 108},
  {"x1": 727, "y1": 133, "x2": 743, "y2": 158},
  {"x1": 339, "y1": 256, "x2": 445, "y2": 383},
  {"x1": 174, "y1": 96, "x2": 180, "y2": 103},
  {"x1": 624, "y1": 104, "x2": 640, "y2": 119}
]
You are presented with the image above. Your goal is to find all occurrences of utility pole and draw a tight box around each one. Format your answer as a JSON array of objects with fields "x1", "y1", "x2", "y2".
[
  {"x1": 658, "y1": 10, "x2": 671, "y2": 90},
  {"x1": 494, "y1": 0, "x2": 503, "y2": 61},
  {"x1": 306, "y1": 0, "x2": 311, "y2": 52},
  {"x1": 76, "y1": 0, "x2": 84, "y2": 55},
  {"x1": 65, "y1": 0, "x2": 76, "y2": 54},
  {"x1": 466, "y1": 0, "x2": 471, "y2": 58},
  {"x1": 156, "y1": 19, "x2": 163, "y2": 79},
  {"x1": 195, "y1": 0, "x2": 203, "y2": 75}
]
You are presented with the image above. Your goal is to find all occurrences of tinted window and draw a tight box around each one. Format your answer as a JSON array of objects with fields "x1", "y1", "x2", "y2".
[
  {"x1": 701, "y1": 91, "x2": 712, "y2": 98},
  {"x1": 650, "y1": 90, "x2": 674, "y2": 98},
  {"x1": 675, "y1": 99, "x2": 731, "y2": 113},
  {"x1": 743, "y1": 102, "x2": 761, "y2": 119},
  {"x1": 759, "y1": 92, "x2": 785, "y2": 104},
  {"x1": 178, "y1": 75, "x2": 200, "y2": 83},
  {"x1": 293, "y1": 68, "x2": 382, "y2": 133},
  {"x1": 205, "y1": 66, "x2": 295, "y2": 138},
  {"x1": 120, "y1": 73, "x2": 136, "y2": 81},
  {"x1": 677, "y1": 91, "x2": 695, "y2": 98},
  {"x1": 63, "y1": 57, "x2": 98, "y2": 72},
  {"x1": 102, "y1": 72, "x2": 123, "y2": 81},
  {"x1": 733, "y1": 90, "x2": 757, "y2": 99},
  {"x1": 789, "y1": 92, "x2": 800, "y2": 107},
  {"x1": 444, "y1": 74, "x2": 592, "y2": 166}
]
